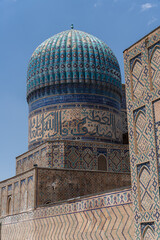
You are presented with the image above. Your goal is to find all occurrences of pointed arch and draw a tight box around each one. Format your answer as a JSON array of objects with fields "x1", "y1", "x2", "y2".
[
  {"x1": 135, "y1": 109, "x2": 146, "y2": 125},
  {"x1": 143, "y1": 225, "x2": 154, "y2": 240},
  {"x1": 7, "y1": 196, "x2": 12, "y2": 215},
  {"x1": 131, "y1": 59, "x2": 141, "y2": 72},
  {"x1": 131, "y1": 59, "x2": 144, "y2": 99},
  {"x1": 150, "y1": 45, "x2": 160, "y2": 62},
  {"x1": 150, "y1": 46, "x2": 160, "y2": 89},
  {"x1": 138, "y1": 165, "x2": 153, "y2": 212},
  {"x1": 135, "y1": 109, "x2": 148, "y2": 153},
  {"x1": 98, "y1": 154, "x2": 107, "y2": 171}
]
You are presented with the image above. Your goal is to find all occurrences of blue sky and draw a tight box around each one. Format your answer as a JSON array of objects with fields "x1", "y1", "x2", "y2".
[{"x1": 0, "y1": 0, "x2": 159, "y2": 181}]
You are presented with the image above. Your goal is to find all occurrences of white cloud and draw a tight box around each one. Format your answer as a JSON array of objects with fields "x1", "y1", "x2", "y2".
[
  {"x1": 141, "y1": 3, "x2": 156, "y2": 11},
  {"x1": 148, "y1": 17, "x2": 158, "y2": 25}
]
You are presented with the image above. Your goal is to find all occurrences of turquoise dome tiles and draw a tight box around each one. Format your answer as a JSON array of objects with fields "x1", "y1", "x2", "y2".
[
  {"x1": 27, "y1": 29, "x2": 123, "y2": 149},
  {"x1": 27, "y1": 29, "x2": 121, "y2": 103}
]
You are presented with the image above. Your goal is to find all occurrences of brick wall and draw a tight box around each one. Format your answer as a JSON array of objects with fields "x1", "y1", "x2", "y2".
[
  {"x1": 36, "y1": 167, "x2": 131, "y2": 206},
  {"x1": 0, "y1": 188, "x2": 134, "y2": 240},
  {"x1": 0, "y1": 169, "x2": 35, "y2": 217}
]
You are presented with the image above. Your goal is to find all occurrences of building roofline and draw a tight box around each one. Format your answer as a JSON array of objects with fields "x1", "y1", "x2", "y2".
[{"x1": 123, "y1": 25, "x2": 160, "y2": 53}]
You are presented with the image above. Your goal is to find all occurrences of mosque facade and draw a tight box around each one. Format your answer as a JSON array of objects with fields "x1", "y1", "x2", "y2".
[{"x1": 0, "y1": 26, "x2": 159, "y2": 239}]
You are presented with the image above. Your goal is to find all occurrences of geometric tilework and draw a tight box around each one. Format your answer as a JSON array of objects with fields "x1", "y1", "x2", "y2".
[
  {"x1": 134, "y1": 107, "x2": 148, "y2": 153},
  {"x1": 150, "y1": 46, "x2": 160, "y2": 89},
  {"x1": 27, "y1": 29, "x2": 122, "y2": 149},
  {"x1": 130, "y1": 53, "x2": 142, "y2": 70},
  {"x1": 121, "y1": 84, "x2": 128, "y2": 134},
  {"x1": 143, "y1": 227, "x2": 154, "y2": 240},
  {"x1": 16, "y1": 140, "x2": 130, "y2": 173},
  {"x1": 153, "y1": 99, "x2": 160, "y2": 179},
  {"x1": 124, "y1": 26, "x2": 160, "y2": 240},
  {"x1": 27, "y1": 29, "x2": 122, "y2": 102},
  {"x1": 1, "y1": 189, "x2": 134, "y2": 240},
  {"x1": 121, "y1": 110, "x2": 128, "y2": 134},
  {"x1": 131, "y1": 56, "x2": 145, "y2": 99},
  {"x1": 65, "y1": 141, "x2": 130, "y2": 172},
  {"x1": 141, "y1": 222, "x2": 155, "y2": 240},
  {"x1": 29, "y1": 93, "x2": 121, "y2": 113},
  {"x1": 137, "y1": 162, "x2": 153, "y2": 212}
]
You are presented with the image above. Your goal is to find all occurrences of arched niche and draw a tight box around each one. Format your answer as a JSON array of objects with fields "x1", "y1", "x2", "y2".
[
  {"x1": 7, "y1": 196, "x2": 12, "y2": 215},
  {"x1": 143, "y1": 225, "x2": 154, "y2": 240},
  {"x1": 135, "y1": 109, "x2": 148, "y2": 153},
  {"x1": 98, "y1": 154, "x2": 107, "y2": 171},
  {"x1": 131, "y1": 59, "x2": 144, "y2": 99},
  {"x1": 150, "y1": 46, "x2": 160, "y2": 89},
  {"x1": 138, "y1": 166, "x2": 152, "y2": 212}
]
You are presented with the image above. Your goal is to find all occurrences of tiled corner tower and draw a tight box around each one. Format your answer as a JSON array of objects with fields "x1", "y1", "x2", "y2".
[{"x1": 124, "y1": 26, "x2": 160, "y2": 239}]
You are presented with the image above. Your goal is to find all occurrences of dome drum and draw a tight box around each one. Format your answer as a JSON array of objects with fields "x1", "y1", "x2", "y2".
[{"x1": 27, "y1": 82, "x2": 121, "y2": 105}]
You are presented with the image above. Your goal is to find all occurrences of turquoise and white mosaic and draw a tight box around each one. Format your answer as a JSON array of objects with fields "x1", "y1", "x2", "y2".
[{"x1": 27, "y1": 29, "x2": 123, "y2": 149}]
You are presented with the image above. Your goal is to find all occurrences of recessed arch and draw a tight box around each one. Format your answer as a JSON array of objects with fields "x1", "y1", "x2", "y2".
[
  {"x1": 98, "y1": 154, "x2": 107, "y2": 171},
  {"x1": 150, "y1": 46, "x2": 160, "y2": 89},
  {"x1": 131, "y1": 59, "x2": 144, "y2": 99},
  {"x1": 150, "y1": 45, "x2": 160, "y2": 62},
  {"x1": 131, "y1": 59, "x2": 142, "y2": 72},
  {"x1": 135, "y1": 109, "x2": 146, "y2": 125},
  {"x1": 7, "y1": 196, "x2": 12, "y2": 215},
  {"x1": 134, "y1": 107, "x2": 148, "y2": 154},
  {"x1": 138, "y1": 165, "x2": 153, "y2": 212},
  {"x1": 143, "y1": 225, "x2": 154, "y2": 240}
]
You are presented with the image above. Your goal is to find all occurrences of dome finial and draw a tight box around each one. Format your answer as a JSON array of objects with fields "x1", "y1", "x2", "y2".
[{"x1": 71, "y1": 24, "x2": 74, "y2": 29}]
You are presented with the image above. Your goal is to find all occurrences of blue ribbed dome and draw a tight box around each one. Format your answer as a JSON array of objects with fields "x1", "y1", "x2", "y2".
[{"x1": 27, "y1": 29, "x2": 121, "y2": 102}]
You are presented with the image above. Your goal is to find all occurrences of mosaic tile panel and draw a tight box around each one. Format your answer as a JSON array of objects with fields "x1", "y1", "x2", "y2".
[
  {"x1": 16, "y1": 140, "x2": 130, "y2": 173},
  {"x1": 150, "y1": 44, "x2": 160, "y2": 89},
  {"x1": 131, "y1": 55, "x2": 145, "y2": 99},
  {"x1": 64, "y1": 141, "x2": 130, "y2": 172},
  {"x1": 29, "y1": 93, "x2": 121, "y2": 113},
  {"x1": 137, "y1": 162, "x2": 153, "y2": 212},
  {"x1": 124, "y1": 26, "x2": 160, "y2": 239},
  {"x1": 134, "y1": 107, "x2": 148, "y2": 154},
  {"x1": 27, "y1": 30, "x2": 121, "y2": 103},
  {"x1": 121, "y1": 84, "x2": 128, "y2": 134},
  {"x1": 141, "y1": 222, "x2": 155, "y2": 240},
  {"x1": 0, "y1": 189, "x2": 134, "y2": 240},
  {"x1": 28, "y1": 106, "x2": 122, "y2": 148},
  {"x1": 153, "y1": 99, "x2": 160, "y2": 180}
]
